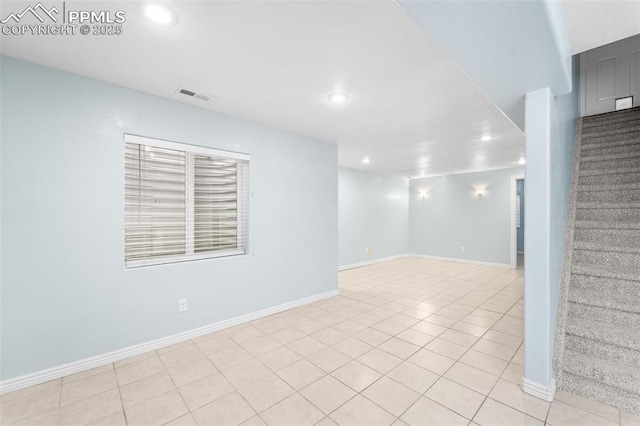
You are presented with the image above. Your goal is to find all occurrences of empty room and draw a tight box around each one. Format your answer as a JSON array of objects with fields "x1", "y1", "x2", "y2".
[{"x1": 1, "y1": 1, "x2": 639, "y2": 425}]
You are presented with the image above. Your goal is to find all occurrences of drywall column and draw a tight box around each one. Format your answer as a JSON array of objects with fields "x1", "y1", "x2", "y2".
[{"x1": 523, "y1": 88, "x2": 555, "y2": 400}]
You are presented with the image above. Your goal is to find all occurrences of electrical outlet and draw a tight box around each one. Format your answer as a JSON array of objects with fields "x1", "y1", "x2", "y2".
[
  {"x1": 461, "y1": 246, "x2": 465, "y2": 253},
  {"x1": 365, "y1": 247, "x2": 373, "y2": 255},
  {"x1": 178, "y1": 299, "x2": 188, "y2": 313}
]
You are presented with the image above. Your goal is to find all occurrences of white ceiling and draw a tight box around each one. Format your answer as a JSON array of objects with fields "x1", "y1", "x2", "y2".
[
  {"x1": 0, "y1": 0, "x2": 526, "y2": 178},
  {"x1": 563, "y1": 0, "x2": 640, "y2": 54}
]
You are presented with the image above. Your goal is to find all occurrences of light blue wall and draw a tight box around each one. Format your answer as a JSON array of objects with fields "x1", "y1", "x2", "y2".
[
  {"x1": 524, "y1": 88, "x2": 554, "y2": 388},
  {"x1": 523, "y1": 60, "x2": 579, "y2": 389},
  {"x1": 409, "y1": 167, "x2": 524, "y2": 266},
  {"x1": 397, "y1": 0, "x2": 573, "y2": 130},
  {"x1": 0, "y1": 56, "x2": 338, "y2": 380},
  {"x1": 517, "y1": 179, "x2": 525, "y2": 253},
  {"x1": 338, "y1": 167, "x2": 408, "y2": 268}
]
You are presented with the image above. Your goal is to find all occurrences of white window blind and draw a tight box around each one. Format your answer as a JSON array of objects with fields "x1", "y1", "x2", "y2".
[{"x1": 124, "y1": 134, "x2": 249, "y2": 268}]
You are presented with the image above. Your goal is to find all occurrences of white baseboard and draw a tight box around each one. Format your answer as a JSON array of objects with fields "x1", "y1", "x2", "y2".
[
  {"x1": 0, "y1": 289, "x2": 339, "y2": 395},
  {"x1": 408, "y1": 253, "x2": 512, "y2": 269},
  {"x1": 522, "y1": 377, "x2": 556, "y2": 402},
  {"x1": 338, "y1": 254, "x2": 410, "y2": 271}
]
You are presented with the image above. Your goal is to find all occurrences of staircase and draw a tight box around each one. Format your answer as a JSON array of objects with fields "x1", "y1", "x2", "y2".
[{"x1": 554, "y1": 107, "x2": 640, "y2": 416}]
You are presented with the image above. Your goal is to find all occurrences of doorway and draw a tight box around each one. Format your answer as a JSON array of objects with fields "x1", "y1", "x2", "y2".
[{"x1": 510, "y1": 174, "x2": 525, "y2": 269}]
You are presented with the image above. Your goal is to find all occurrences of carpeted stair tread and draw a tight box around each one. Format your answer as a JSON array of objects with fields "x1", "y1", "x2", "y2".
[
  {"x1": 574, "y1": 240, "x2": 640, "y2": 254},
  {"x1": 582, "y1": 117, "x2": 640, "y2": 133},
  {"x1": 578, "y1": 182, "x2": 640, "y2": 193},
  {"x1": 568, "y1": 302, "x2": 640, "y2": 328},
  {"x1": 570, "y1": 274, "x2": 640, "y2": 298},
  {"x1": 581, "y1": 150, "x2": 640, "y2": 163},
  {"x1": 579, "y1": 166, "x2": 640, "y2": 177},
  {"x1": 571, "y1": 262, "x2": 640, "y2": 282},
  {"x1": 581, "y1": 131, "x2": 640, "y2": 149},
  {"x1": 566, "y1": 318, "x2": 640, "y2": 351},
  {"x1": 581, "y1": 139, "x2": 640, "y2": 156},
  {"x1": 583, "y1": 107, "x2": 640, "y2": 127},
  {"x1": 562, "y1": 373, "x2": 640, "y2": 415},
  {"x1": 574, "y1": 220, "x2": 640, "y2": 230},
  {"x1": 574, "y1": 224, "x2": 640, "y2": 247},
  {"x1": 562, "y1": 350, "x2": 640, "y2": 395},
  {"x1": 568, "y1": 288, "x2": 640, "y2": 314},
  {"x1": 582, "y1": 125, "x2": 640, "y2": 141},
  {"x1": 565, "y1": 334, "x2": 640, "y2": 368},
  {"x1": 576, "y1": 201, "x2": 640, "y2": 209},
  {"x1": 556, "y1": 107, "x2": 640, "y2": 413}
]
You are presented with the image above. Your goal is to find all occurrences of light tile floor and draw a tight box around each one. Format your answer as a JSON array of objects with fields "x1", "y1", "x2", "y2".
[{"x1": 2, "y1": 258, "x2": 640, "y2": 426}]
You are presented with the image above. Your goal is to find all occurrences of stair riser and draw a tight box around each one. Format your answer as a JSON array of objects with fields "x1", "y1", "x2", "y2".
[
  {"x1": 578, "y1": 189, "x2": 640, "y2": 202},
  {"x1": 583, "y1": 118, "x2": 640, "y2": 134},
  {"x1": 582, "y1": 126, "x2": 640, "y2": 141},
  {"x1": 576, "y1": 207, "x2": 640, "y2": 222},
  {"x1": 582, "y1": 142, "x2": 640, "y2": 158},
  {"x1": 563, "y1": 357, "x2": 640, "y2": 394},
  {"x1": 566, "y1": 322, "x2": 640, "y2": 350},
  {"x1": 565, "y1": 335, "x2": 640, "y2": 368},
  {"x1": 582, "y1": 131, "x2": 640, "y2": 149},
  {"x1": 573, "y1": 249, "x2": 640, "y2": 269},
  {"x1": 579, "y1": 172, "x2": 640, "y2": 186},
  {"x1": 574, "y1": 228, "x2": 640, "y2": 247},
  {"x1": 580, "y1": 157, "x2": 640, "y2": 171},
  {"x1": 561, "y1": 373, "x2": 640, "y2": 416},
  {"x1": 583, "y1": 109, "x2": 640, "y2": 128},
  {"x1": 568, "y1": 301, "x2": 640, "y2": 327},
  {"x1": 570, "y1": 272, "x2": 640, "y2": 297}
]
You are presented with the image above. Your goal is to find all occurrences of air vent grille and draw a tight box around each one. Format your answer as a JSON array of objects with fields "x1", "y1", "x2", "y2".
[{"x1": 177, "y1": 88, "x2": 211, "y2": 102}]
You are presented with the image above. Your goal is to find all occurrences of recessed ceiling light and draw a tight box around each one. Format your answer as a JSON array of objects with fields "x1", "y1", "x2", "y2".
[
  {"x1": 518, "y1": 157, "x2": 526, "y2": 165},
  {"x1": 479, "y1": 135, "x2": 493, "y2": 142},
  {"x1": 145, "y1": 3, "x2": 176, "y2": 25},
  {"x1": 420, "y1": 172, "x2": 426, "y2": 177},
  {"x1": 328, "y1": 92, "x2": 349, "y2": 103},
  {"x1": 362, "y1": 156, "x2": 370, "y2": 164}
]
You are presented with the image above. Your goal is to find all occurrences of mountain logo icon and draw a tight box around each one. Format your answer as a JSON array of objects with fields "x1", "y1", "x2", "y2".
[{"x1": 1, "y1": 2, "x2": 60, "y2": 24}]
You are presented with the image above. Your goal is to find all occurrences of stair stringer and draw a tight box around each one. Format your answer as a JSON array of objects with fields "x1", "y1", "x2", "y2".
[{"x1": 552, "y1": 117, "x2": 583, "y2": 387}]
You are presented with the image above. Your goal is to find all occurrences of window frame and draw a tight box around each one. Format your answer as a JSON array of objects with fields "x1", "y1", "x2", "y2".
[{"x1": 124, "y1": 134, "x2": 250, "y2": 269}]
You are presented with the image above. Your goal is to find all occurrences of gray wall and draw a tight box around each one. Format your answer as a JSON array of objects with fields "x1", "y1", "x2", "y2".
[
  {"x1": 338, "y1": 167, "x2": 408, "y2": 268},
  {"x1": 0, "y1": 57, "x2": 338, "y2": 380},
  {"x1": 517, "y1": 179, "x2": 525, "y2": 253},
  {"x1": 409, "y1": 167, "x2": 524, "y2": 266},
  {"x1": 580, "y1": 34, "x2": 640, "y2": 116}
]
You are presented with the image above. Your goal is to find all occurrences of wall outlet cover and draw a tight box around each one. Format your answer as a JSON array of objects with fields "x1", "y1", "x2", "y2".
[{"x1": 615, "y1": 96, "x2": 633, "y2": 111}]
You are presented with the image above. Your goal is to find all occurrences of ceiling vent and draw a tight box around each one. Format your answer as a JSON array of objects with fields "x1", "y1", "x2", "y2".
[{"x1": 177, "y1": 87, "x2": 211, "y2": 102}]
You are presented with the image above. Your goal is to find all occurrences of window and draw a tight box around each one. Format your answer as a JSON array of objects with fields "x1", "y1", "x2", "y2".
[{"x1": 124, "y1": 134, "x2": 249, "y2": 268}]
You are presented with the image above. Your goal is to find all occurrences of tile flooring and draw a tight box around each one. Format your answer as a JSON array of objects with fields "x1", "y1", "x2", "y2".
[{"x1": 2, "y1": 258, "x2": 639, "y2": 425}]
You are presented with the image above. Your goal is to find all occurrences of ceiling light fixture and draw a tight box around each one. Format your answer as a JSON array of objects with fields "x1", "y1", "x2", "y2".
[
  {"x1": 479, "y1": 135, "x2": 493, "y2": 142},
  {"x1": 328, "y1": 92, "x2": 349, "y2": 104},
  {"x1": 362, "y1": 156, "x2": 370, "y2": 164},
  {"x1": 145, "y1": 3, "x2": 176, "y2": 25},
  {"x1": 518, "y1": 157, "x2": 526, "y2": 165}
]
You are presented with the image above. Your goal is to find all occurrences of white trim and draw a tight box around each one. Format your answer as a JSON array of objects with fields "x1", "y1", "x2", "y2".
[
  {"x1": 511, "y1": 174, "x2": 525, "y2": 269},
  {"x1": 124, "y1": 134, "x2": 250, "y2": 161},
  {"x1": 517, "y1": 251, "x2": 524, "y2": 255},
  {"x1": 409, "y1": 253, "x2": 511, "y2": 269},
  {"x1": 522, "y1": 377, "x2": 556, "y2": 402},
  {"x1": 338, "y1": 254, "x2": 410, "y2": 271},
  {"x1": 0, "y1": 289, "x2": 338, "y2": 395},
  {"x1": 126, "y1": 248, "x2": 245, "y2": 269}
]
